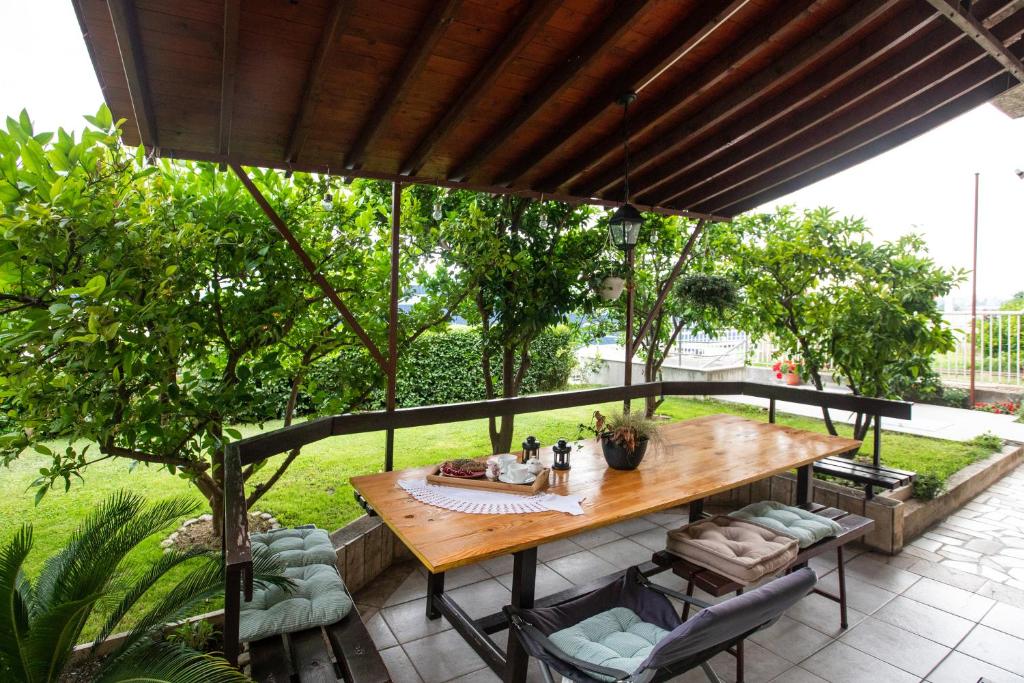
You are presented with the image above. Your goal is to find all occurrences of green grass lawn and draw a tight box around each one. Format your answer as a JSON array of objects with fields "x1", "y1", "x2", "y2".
[{"x1": 0, "y1": 396, "x2": 998, "y2": 639}]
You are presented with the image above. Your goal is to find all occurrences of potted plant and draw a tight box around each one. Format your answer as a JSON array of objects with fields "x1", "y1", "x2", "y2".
[
  {"x1": 772, "y1": 358, "x2": 802, "y2": 386},
  {"x1": 590, "y1": 260, "x2": 628, "y2": 301},
  {"x1": 578, "y1": 410, "x2": 658, "y2": 470}
]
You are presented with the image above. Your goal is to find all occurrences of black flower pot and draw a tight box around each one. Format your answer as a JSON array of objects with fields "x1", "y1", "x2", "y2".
[{"x1": 600, "y1": 435, "x2": 649, "y2": 470}]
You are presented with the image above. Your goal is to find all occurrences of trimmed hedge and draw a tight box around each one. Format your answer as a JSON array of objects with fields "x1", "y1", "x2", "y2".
[{"x1": 245, "y1": 326, "x2": 577, "y2": 421}]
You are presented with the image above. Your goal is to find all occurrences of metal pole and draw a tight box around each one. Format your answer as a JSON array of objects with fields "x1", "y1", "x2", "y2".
[
  {"x1": 970, "y1": 172, "x2": 979, "y2": 407},
  {"x1": 386, "y1": 181, "x2": 401, "y2": 471},
  {"x1": 623, "y1": 245, "x2": 635, "y2": 413}
]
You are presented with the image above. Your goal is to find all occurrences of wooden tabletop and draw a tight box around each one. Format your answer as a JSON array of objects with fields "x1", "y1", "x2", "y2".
[{"x1": 349, "y1": 414, "x2": 861, "y2": 573}]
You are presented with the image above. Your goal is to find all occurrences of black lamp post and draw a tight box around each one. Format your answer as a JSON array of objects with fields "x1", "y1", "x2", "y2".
[{"x1": 609, "y1": 92, "x2": 642, "y2": 412}]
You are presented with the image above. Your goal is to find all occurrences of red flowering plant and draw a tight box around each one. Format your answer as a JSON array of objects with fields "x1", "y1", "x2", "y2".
[
  {"x1": 772, "y1": 358, "x2": 801, "y2": 380},
  {"x1": 974, "y1": 401, "x2": 1020, "y2": 415}
]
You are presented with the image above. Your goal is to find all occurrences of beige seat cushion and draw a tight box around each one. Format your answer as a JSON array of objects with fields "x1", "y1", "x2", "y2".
[{"x1": 665, "y1": 516, "x2": 799, "y2": 585}]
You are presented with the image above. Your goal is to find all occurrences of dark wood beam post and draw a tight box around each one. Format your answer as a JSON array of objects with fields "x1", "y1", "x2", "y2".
[
  {"x1": 925, "y1": 0, "x2": 1024, "y2": 83},
  {"x1": 345, "y1": 0, "x2": 462, "y2": 170},
  {"x1": 386, "y1": 182, "x2": 402, "y2": 471},
  {"x1": 230, "y1": 164, "x2": 388, "y2": 370},
  {"x1": 285, "y1": 0, "x2": 353, "y2": 164},
  {"x1": 400, "y1": 0, "x2": 561, "y2": 176},
  {"x1": 623, "y1": 245, "x2": 635, "y2": 414},
  {"x1": 450, "y1": 0, "x2": 654, "y2": 181},
  {"x1": 106, "y1": 0, "x2": 158, "y2": 152},
  {"x1": 631, "y1": 219, "x2": 706, "y2": 348},
  {"x1": 219, "y1": 0, "x2": 240, "y2": 159}
]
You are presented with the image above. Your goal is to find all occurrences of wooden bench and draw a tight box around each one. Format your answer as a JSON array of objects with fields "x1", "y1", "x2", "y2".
[
  {"x1": 248, "y1": 610, "x2": 391, "y2": 683},
  {"x1": 651, "y1": 505, "x2": 874, "y2": 683},
  {"x1": 813, "y1": 456, "x2": 915, "y2": 498}
]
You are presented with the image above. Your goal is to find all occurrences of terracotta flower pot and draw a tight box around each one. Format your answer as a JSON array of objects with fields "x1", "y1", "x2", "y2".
[
  {"x1": 785, "y1": 372, "x2": 801, "y2": 386},
  {"x1": 600, "y1": 436, "x2": 649, "y2": 470},
  {"x1": 598, "y1": 276, "x2": 625, "y2": 301}
]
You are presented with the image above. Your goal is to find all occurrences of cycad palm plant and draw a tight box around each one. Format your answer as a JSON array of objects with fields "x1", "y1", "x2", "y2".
[{"x1": 0, "y1": 490, "x2": 288, "y2": 682}]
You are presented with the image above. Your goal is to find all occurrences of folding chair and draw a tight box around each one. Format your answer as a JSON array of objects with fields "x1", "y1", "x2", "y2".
[{"x1": 506, "y1": 566, "x2": 816, "y2": 683}]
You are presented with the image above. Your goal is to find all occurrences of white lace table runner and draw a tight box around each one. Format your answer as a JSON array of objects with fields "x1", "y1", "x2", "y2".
[{"x1": 397, "y1": 479, "x2": 584, "y2": 516}]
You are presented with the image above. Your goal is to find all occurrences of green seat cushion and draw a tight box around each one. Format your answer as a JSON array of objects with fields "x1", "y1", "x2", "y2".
[
  {"x1": 548, "y1": 607, "x2": 669, "y2": 682},
  {"x1": 730, "y1": 501, "x2": 843, "y2": 548},
  {"x1": 250, "y1": 527, "x2": 336, "y2": 568},
  {"x1": 240, "y1": 564, "x2": 354, "y2": 642}
]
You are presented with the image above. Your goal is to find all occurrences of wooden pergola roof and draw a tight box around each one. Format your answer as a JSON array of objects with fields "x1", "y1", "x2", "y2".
[{"x1": 74, "y1": 0, "x2": 1024, "y2": 220}]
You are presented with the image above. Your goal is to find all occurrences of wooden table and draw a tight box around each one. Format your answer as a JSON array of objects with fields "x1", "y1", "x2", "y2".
[{"x1": 350, "y1": 414, "x2": 861, "y2": 682}]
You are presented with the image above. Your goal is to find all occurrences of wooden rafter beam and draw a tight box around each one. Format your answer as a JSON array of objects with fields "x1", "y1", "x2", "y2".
[
  {"x1": 219, "y1": 0, "x2": 241, "y2": 157},
  {"x1": 345, "y1": 0, "x2": 463, "y2": 170},
  {"x1": 230, "y1": 164, "x2": 388, "y2": 371},
  {"x1": 448, "y1": 0, "x2": 655, "y2": 182},
  {"x1": 285, "y1": 0, "x2": 353, "y2": 164},
  {"x1": 494, "y1": 0, "x2": 750, "y2": 187},
  {"x1": 653, "y1": 1, "x2": 1024, "y2": 208},
  {"x1": 548, "y1": 0, "x2": 823, "y2": 194},
  {"x1": 106, "y1": 0, "x2": 158, "y2": 150},
  {"x1": 924, "y1": 0, "x2": 1024, "y2": 83},
  {"x1": 400, "y1": 0, "x2": 561, "y2": 177},
  {"x1": 703, "y1": 40, "x2": 1024, "y2": 214},
  {"x1": 718, "y1": 73, "x2": 1016, "y2": 215},
  {"x1": 574, "y1": 0, "x2": 900, "y2": 199}
]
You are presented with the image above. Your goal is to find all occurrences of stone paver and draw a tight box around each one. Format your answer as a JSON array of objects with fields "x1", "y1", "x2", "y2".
[{"x1": 358, "y1": 464, "x2": 1024, "y2": 683}]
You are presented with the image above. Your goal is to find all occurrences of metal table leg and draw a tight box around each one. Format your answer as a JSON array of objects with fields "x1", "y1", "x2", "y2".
[
  {"x1": 796, "y1": 464, "x2": 813, "y2": 505},
  {"x1": 504, "y1": 547, "x2": 538, "y2": 683},
  {"x1": 426, "y1": 570, "x2": 445, "y2": 619}
]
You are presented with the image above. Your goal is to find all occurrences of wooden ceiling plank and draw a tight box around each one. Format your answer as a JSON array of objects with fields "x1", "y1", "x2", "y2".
[
  {"x1": 106, "y1": 0, "x2": 159, "y2": 150},
  {"x1": 924, "y1": 0, "x2": 1024, "y2": 83},
  {"x1": 448, "y1": 0, "x2": 655, "y2": 182},
  {"x1": 218, "y1": 0, "x2": 240, "y2": 157},
  {"x1": 549, "y1": 0, "x2": 822, "y2": 195},
  {"x1": 399, "y1": 0, "x2": 562, "y2": 177},
  {"x1": 344, "y1": 0, "x2": 463, "y2": 170},
  {"x1": 683, "y1": 7, "x2": 1024, "y2": 211},
  {"x1": 702, "y1": 43, "x2": 1023, "y2": 214},
  {"x1": 716, "y1": 75, "x2": 1015, "y2": 215},
  {"x1": 494, "y1": 0, "x2": 750, "y2": 187},
  {"x1": 646, "y1": 0, "x2": 1016, "y2": 206},
  {"x1": 575, "y1": 0, "x2": 902, "y2": 200},
  {"x1": 655, "y1": 1, "x2": 1024, "y2": 208},
  {"x1": 285, "y1": 0, "x2": 355, "y2": 164}
]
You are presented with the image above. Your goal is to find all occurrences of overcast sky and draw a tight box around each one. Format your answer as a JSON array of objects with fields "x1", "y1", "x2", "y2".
[{"x1": 2, "y1": 0, "x2": 1023, "y2": 307}]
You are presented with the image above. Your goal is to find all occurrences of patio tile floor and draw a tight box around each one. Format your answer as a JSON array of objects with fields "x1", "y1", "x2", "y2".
[{"x1": 355, "y1": 464, "x2": 1024, "y2": 682}]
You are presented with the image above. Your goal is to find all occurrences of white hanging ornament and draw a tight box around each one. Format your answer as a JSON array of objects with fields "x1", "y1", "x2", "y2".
[
  {"x1": 321, "y1": 192, "x2": 334, "y2": 212},
  {"x1": 432, "y1": 202, "x2": 443, "y2": 220},
  {"x1": 539, "y1": 213, "x2": 549, "y2": 229}
]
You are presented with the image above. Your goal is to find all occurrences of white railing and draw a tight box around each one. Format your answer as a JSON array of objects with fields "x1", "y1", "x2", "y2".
[
  {"x1": 669, "y1": 329, "x2": 748, "y2": 369},
  {"x1": 742, "y1": 310, "x2": 1024, "y2": 387}
]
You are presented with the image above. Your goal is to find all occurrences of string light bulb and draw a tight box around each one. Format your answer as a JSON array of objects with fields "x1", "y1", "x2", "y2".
[
  {"x1": 321, "y1": 191, "x2": 334, "y2": 212},
  {"x1": 432, "y1": 202, "x2": 443, "y2": 220},
  {"x1": 539, "y1": 213, "x2": 548, "y2": 229}
]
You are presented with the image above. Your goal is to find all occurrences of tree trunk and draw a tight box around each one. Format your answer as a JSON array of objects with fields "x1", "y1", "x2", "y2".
[{"x1": 488, "y1": 346, "x2": 518, "y2": 454}]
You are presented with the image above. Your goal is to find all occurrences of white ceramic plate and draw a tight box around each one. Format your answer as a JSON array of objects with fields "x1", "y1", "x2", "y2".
[{"x1": 498, "y1": 473, "x2": 536, "y2": 485}]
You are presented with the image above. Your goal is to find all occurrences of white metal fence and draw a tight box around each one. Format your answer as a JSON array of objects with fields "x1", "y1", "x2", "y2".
[{"x1": 742, "y1": 310, "x2": 1024, "y2": 387}]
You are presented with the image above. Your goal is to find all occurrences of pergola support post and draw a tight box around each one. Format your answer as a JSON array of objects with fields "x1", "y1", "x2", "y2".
[
  {"x1": 230, "y1": 164, "x2": 388, "y2": 371},
  {"x1": 386, "y1": 182, "x2": 402, "y2": 471}
]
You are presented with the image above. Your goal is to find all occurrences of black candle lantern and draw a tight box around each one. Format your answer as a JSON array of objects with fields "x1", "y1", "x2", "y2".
[
  {"x1": 522, "y1": 435, "x2": 540, "y2": 464},
  {"x1": 552, "y1": 438, "x2": 572, "y2": 471}
]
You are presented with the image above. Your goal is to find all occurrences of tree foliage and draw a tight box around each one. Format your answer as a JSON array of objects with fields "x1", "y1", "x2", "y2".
[
  {"x1": 723, "y1": 207, "x2": 961, "y2": 439},
  {"x1": 0, "y1": 108, "x2": 453, "y2": 518},
  {"x1": 429, "y1": 192, "x2": 604, "y2": 452}
]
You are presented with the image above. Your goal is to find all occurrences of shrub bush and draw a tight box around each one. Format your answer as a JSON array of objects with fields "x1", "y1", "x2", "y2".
[
  {"x1": 912, "y1": 472, "x2": 945, "y2": 500},
  {"x1": 241, "y1": 326, "x2": 577, "y2": 421}
]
